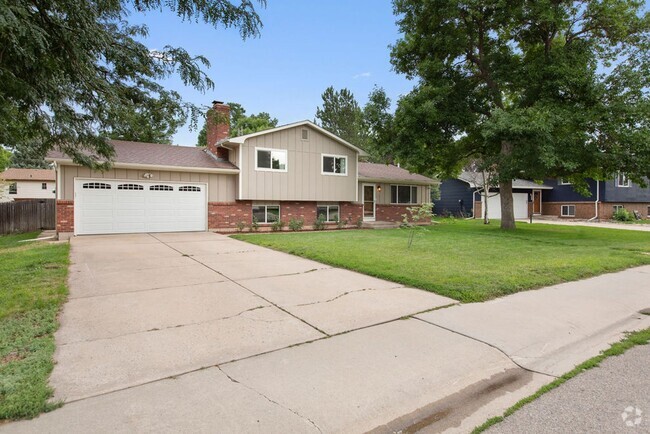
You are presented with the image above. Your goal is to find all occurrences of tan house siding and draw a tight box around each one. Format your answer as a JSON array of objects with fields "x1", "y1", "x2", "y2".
[
  {"x1": 59, "y1": 165, "x2": 237, "y2": 202},
  {"x1": 358, "y1": 182, "x2": 431, "y2": 205},
  {"x1": 239, "y1": 126, "x2": 358, "y2": 202}
]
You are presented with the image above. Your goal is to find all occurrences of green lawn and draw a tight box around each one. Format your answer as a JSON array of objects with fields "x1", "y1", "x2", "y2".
[
  {"x1": 0, "y1": 233, "x2": 69, "y2": 420},
  {"x1": 232, "y1": 220, "x2": 650, "y2": 303}
]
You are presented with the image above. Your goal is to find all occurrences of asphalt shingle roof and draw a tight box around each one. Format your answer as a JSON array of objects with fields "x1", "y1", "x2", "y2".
[
  {"x1": 47, "y1": 140, "x2": 238, "y2": 171},
  {"x1": 1, "y1": 168, "x2": 55, "y2": 181},
  {"x1": 358, "y1": 162, "x2": 435, "y2": 184}
]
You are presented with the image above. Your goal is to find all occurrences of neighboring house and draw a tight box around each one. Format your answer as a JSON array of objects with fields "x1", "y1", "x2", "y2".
[
  {"x1": 434, "y1": 172, "x2": 552, "y2": 220},
  {"x1": 0, "y1": 168, "x2": 56, "y2": 201},
  {"x1": 436, "y1": 172, "x2": 650, "y2": 220},
  {"x1": 47, "y1": 101, "x2": 436, "y2": 237},
  {"x1": 542, "y1": 176, "x2": 650, "y2": 220}
]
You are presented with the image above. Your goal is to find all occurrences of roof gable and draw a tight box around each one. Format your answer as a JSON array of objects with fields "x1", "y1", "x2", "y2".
[{"x1": 222, "y1": 120, "x2": 368, "y2": 156}]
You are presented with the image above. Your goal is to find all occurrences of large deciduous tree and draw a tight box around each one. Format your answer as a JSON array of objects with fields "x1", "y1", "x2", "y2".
[
  {"x1": 196, "y1": 102, "x2": 278, "y2": 146},
  {"x1": 389, "y1": 0, "x2": 650, "y2": 229},
  {"x1": 0, "y1": 0, "x2": 265, "y2": 169}
]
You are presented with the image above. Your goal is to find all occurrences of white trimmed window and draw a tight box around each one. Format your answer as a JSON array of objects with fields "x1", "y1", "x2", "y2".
[
  {"x1": 8, "y1": 183, "x2": 17, "y2": 194},
  {"x1": 558, "y1": 178, "x2": 571, "y2": 185},
  {"x1": 322, "y1": 154, "x2": 347, "y2": 175},
  {"x1": 256, "y1": 148, "x2": 287, "y2": 172},
  {"x1": 561, "y1": 205, "x2": 576, "y2": 217},
  {"x1": 41, "y1": 183, "x2": 47, "y2": 190},
  {"x1": 252, "y1": 204, "x2": 280, "y2": 224},
  {"x1": 316, "y1": 204, "x2": 339, "y2": 222},
  {"x1": 613, "y1": 205, "x2": 624, "y2": 213},
  {"x1": 391, "y1": 185, "x2": 418, "y2": 204},
  {"x1": 616, "y1": 172, "x2": 630, "y2": 187}
]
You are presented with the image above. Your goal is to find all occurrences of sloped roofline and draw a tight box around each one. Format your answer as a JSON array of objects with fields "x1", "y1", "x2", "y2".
[{"x1": 220, "y1": 120, "x2": 368, "y2": 156}]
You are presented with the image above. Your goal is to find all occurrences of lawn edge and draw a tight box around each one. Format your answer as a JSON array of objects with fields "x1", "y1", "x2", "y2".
[{"x1": 471, "y1": 326, "x2": 650, "y2": 434}]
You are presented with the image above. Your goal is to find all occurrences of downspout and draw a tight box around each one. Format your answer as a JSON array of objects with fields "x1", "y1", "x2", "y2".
[{"x1": 588, "y1": 180, "x2": 600, "y2": 221}]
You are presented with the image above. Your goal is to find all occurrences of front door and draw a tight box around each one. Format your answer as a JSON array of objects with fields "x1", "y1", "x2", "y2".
[
  {"x1": 533, "y1": 190, "x2": 542, "y2": 215},
  {"x1": 363, "y1": 184, "x2": 375, "y2": 221}
]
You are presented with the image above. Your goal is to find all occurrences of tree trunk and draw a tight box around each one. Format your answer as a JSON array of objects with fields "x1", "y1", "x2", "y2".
[
  {"x1": 482, "y1": 189, "x2": 490, "y2": 224},
  {"x1": 499, "y1": 179, "x2": 516, "y2": 230}
]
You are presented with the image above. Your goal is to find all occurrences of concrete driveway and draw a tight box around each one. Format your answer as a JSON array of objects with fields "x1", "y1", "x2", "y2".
[{"x1": 3, "y1": 233, "x2": 649, "y2": 434}]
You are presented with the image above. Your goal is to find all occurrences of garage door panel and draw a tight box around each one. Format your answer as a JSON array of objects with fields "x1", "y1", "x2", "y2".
[
  {"x1": 483, "y1": 193, "x2": 529, "y2": 220},
  {"x1": 75, "y1": 179, "x2": 207, "y2": 235}
]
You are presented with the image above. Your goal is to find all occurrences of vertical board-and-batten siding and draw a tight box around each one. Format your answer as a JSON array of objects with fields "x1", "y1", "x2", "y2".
[
  {"x1": 239, "y1": 126, "x2": 358, "y2": 202},
  {"x1": 358, "y1": 182, "x2": 431, "y2": 205},
  {"x1": 59, "y1": 166, "x2": 237, "y2": 202}
]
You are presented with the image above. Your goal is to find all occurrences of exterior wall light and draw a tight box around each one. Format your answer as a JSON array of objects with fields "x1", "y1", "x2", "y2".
[
  {"x1": 377, "y1": 186, "x2": 382, "y2": 192},
  {"x1": 142, "y1": 173, "x2": 154, "y2": 179}
]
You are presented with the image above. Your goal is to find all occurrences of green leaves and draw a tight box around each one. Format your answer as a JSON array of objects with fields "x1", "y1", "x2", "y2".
[{"x1": 0, "y1": 0, "x2": 264, "y2": 167}]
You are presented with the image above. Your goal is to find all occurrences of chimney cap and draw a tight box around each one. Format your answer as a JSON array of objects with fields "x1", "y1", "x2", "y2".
[{"x1": 212, "y1": 100, "x2": 225, "y2": 105}]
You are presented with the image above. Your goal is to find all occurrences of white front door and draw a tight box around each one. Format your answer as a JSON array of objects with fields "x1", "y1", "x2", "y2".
[
  {"x1": 362, "y1": 184, "x2": 376, "y2": 221},
  {"x1": 74, "y1": 179, "x2": 207, "y2": 235}
]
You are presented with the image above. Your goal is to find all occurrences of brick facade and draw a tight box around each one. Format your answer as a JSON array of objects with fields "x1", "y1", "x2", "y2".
[
  {"x1": 56, "y1": 200, "x2": 74, "y2": 233},
  {"x1": 543, "y1": 201, "x2": 650, "y2": 220},
  {"x1": 341, "y1": 202, "x2": 364, "y2": 226},
  {"x1": 206, "y1": 101, "x2": 230, "y2": 160},
  {"x1": 375, "y1": 204, "x2": 412, "y2": 223},
  {"x1": 208, "y1": 201, "x2": 253, "y2": 230}
]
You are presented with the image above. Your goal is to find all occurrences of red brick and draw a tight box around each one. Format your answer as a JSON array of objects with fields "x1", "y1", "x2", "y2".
[{"x1": 56, "y1": 200, "x2": 74, "y2": 233}]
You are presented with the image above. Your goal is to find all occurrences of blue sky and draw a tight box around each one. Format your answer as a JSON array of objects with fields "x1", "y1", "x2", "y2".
[{"x1": 130, "y1": 1, "x2": 413, "y2": 146}]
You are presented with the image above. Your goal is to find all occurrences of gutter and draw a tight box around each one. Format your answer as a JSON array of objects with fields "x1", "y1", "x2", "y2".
[{"x1": 588, "y1": 180, "x2": 600, "y2": 221}]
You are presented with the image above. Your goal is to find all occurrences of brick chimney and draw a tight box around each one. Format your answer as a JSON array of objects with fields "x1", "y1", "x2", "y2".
[{"x1": 206, "y1": 101, "x2": 230, "y2": 160}]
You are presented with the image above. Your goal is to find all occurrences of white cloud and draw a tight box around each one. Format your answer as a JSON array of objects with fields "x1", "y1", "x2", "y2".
[{"x1": 353, "y1": 72, "x2": 371, "y2": 79}]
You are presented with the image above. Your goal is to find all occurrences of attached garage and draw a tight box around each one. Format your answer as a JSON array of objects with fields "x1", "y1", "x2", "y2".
[
  {"x1": 74, "y1": 179, "x2": 207, "y2": 235},
  {"x1": 483, "y1": 192, "x2": 529, "y2": 220}
]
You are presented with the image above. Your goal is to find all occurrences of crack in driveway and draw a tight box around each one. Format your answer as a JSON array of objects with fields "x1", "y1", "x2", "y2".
[
  {"x1": 217, "y1": 366, "x2": 323, "y2": 433},
  {"x1": 292, "y1": 285, "x2": 405, "y2": 307}
]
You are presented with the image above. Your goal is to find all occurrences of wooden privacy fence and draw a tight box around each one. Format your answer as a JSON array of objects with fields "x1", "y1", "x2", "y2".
[{"x1": 0, "y1": 199, "x2": 56, "y2": 234}]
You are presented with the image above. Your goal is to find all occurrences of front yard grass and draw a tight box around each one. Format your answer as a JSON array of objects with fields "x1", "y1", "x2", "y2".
[
  {"x1": 0, "y1": 233, "x2": 69, "y2": 420},
  {"x1": 232, "y1": 219, "x2": 650, "y2": 303}
]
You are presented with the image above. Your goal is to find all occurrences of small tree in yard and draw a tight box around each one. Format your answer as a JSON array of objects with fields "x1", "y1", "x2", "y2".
[
  {"x1": 463, "y1": 160, "x2": 499, "y2": 224},
  {"x1": 402, "y1": 203, "x2": 434, "y2": 248}
]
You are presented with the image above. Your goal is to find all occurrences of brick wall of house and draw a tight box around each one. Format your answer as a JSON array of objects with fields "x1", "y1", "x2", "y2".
[
  {"x1": 598, "y1": 202, "x2": 650, "y2": 220},
  {"x1": 56, "y1": 200, "x2": 74, "y2": 233},
  {"x1": 341, "y1": 202, "x2": 363, "y2": 226},
  {"x1": 280, "y1": 202, "x2": 319, "y2": 226},
  {"x1": 208, "y1": 201, "x2": 253, "y2": 230},
  {"x1": 375, "y1": 204, "x2": 411, "y2": 223},
  {"x1": 473, "y1": 201, "x2": 482, "y2": 219}
]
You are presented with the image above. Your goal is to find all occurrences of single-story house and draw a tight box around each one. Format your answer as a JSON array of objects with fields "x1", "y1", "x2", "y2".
[
  {"x1": 434, "y1": 172, "x2": 552, "y2": 219},
  {"x1": 47, "y1": 101, "x2": 437, "y2": 237},
  {"x1": 0, "y1": 168, "x2": 56, "y2": 202},
  {"x1": 435, "y1": 171, "x2": 650, "y2": 220}
]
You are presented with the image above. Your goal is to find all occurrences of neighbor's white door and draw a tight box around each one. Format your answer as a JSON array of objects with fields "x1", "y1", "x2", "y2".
[
  {"x1": 483, "y1": 192, "x2": 529, "y2": 220},
  {"x1": 74, "y1": 179, "x2": 207, "y2": 235}
]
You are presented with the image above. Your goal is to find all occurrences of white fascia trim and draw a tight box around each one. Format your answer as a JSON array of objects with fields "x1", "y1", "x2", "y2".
[
  {"x1": 222, "y1": 120, "x2": 368, "y2": 156},
  {"x1": 358, "y1": 177, "x2": 437, "y2": 186},
  {"x1": 46, "y1": 159, "x2": 239, "y2": 175}
]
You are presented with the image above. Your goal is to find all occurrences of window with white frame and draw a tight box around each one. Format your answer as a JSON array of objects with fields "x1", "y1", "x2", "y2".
[
  {"x1": 9, "y1": 183, "x2": 17, "y2": 194},
  {"x1": 322, "y1": 154, "x2": 347, "y2": 175},
  {"x1": 252, "y1": 204, "x2": 280, "y2": 224},
  {"x1": 616, "y1": 172, "x2": 630, "y2": 187},
  {"x1": 561, "y1": 205, "x2": 576, "y2": 217},
  {"x1": 41, "y1": 183, "x2": 47, "y2": 190},
  {"x1": 558, "y1": 178, "x2": 571, "y2": 185},
  {"x1": 391, "y1": 185, "x2": 418, "y2": 204},
  {"x1": 316, "y1": 204, "x2": 339, "y2": 222},
  {"x1": 256, "y1": 148, "x2": 287, "y2": 171},
  {"x1": 613, "y1": 205, "x2": 624, "y2": 213}
]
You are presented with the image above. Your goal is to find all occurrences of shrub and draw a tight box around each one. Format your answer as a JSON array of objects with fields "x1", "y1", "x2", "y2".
[
  {"x1": 271, "y1": 219, "x2": 285, "y2": 232},
  {"x1": 288, "y1": 217, "x2": 304, "y2": 231},
  {"x1": 355, "y1": 217, "x2": 364, "y2": 228},
  {"x1": 235, "y1": 221, "x2": 246, "y2": 232},
  {"x1": 612, "y1": 208, "x2": 634, "y2": 222},
  {"x1": 313, "y1": 215, "x2": 326, "y2": 231},
  {"x1": 250, "y1": 216, "x2": 260, "y2": 232},
  {"x1": 335, "y1": 216, "x2": 347, "y2": 229}
]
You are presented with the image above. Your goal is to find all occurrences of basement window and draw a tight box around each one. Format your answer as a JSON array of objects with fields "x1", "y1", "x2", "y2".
[
  {"x1": 252, "y1": 205, "x2": 280, "y2": 224},
  {"x1": 317, "y1": 205, "x2": 339, "y2": 222},
  {"x1": 561, "y1": 205, "x2": 576, "y2": 217},
  {"x1": 613, "y1": 205, "x2": 624, "y2": 213}
]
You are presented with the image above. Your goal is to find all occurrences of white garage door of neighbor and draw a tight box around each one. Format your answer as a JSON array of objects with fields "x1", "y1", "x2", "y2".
[
  {"x1": 74, "y1": 179, "x2": 207, "y2": 235},
  {"x1": 483, "y1": 193, "x2": 529, "y2": 220}
]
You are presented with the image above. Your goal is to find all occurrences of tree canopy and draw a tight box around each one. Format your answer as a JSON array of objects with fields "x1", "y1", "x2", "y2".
[
  {"x1": 388, "y1": 0, "x2": 650, "y2": 229},
  {"x1": 0, "y1": 0, "x2": 265, "y2": 169},
  {"x1": 0, "y1": 149, "x2": 11, "y2": 172},
  {"x1": 196, "y1": 102, "x2": 278, "y2": 146},
  {"x1": 315, "y1": 87, "x2": 368, "y2": 149}
]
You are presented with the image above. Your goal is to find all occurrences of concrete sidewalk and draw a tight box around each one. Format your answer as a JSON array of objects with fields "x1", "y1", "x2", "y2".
[
  {"x1": 1, "y1": 233, "x2": 649, "y2": 433},
  {"x1": 526, "y1": 219, "x2": 650, "y2": 232}
]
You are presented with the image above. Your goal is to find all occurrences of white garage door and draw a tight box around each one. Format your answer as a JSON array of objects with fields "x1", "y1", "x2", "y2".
[
  {"x1": 483, "y1": 193, "x2": 529, "y2": 220},
  {"x1": 74, "y1": 179, "x2": 207, "y2": 235}
]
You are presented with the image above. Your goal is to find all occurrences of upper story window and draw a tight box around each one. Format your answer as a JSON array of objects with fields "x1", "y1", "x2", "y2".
[
  {"x1": 256, "y1": 147, "x2": 287, "y2": 172},
  {"x1": 322, "y1": 154, "x2": 347, "y2": 176},
  {"x1": 41, "y1": 183, "x2": 47, "y2": 190},
  {"x1": 9, "y1": 183, "x2": 17, "y2": 194},
  {"x1": 616, "y1": 172, "x2": 630, "y2": 187},
  {"x1": 391, "y1": 185, "x2": 418, "y2": 204},
  {"x1": 558, "y1": 178, "x2": 571, "y2": 185}
]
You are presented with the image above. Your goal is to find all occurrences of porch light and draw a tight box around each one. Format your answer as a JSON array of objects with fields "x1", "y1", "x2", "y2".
[{"x1": 377, "y1": 186, "x2": 382, "y2": 192}]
